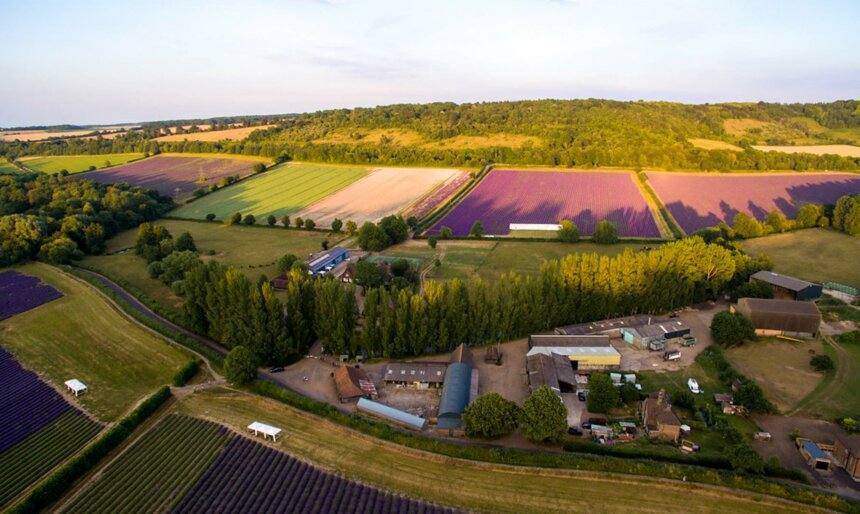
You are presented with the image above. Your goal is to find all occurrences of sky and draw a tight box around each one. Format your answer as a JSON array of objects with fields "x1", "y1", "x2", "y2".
[{"x1": 2, "y1": 0, "x2": 859, "y2": 126}]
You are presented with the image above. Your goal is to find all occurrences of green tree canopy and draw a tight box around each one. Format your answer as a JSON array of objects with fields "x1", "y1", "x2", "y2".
[
  {"x1": 521, "y1": 386, "x2": 568, "y2": 443},
  {"x1": 592, "y1": 220, "x2": 618, "y2": 244},
  {"x1": 356, "y1": 222, "x2": 390, "y2": 251},
  {"x1": 558, "y1": 220, "x2": 580, "y2": 243},
  {"x1": 462, "y1": 392, "x2": 521, "y2": 439},
  {"x1": 586, "y1": 372, "x2": 620, "y2": 413},
  {"x1": 224, "y1": 345, "x2": 257, "y2": 386},
  {"x1": 710, "y1": 311, "x2": 755, "y2": 347},
  {"x1": 469, "y1": 221, "x2": 484, "y2": 238}
]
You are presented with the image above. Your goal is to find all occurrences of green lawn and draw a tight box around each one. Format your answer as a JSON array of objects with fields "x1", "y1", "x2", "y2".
[
  {"x1": 0, "y1": 159, "x2": 18, "y2": 173},
  {"x1": 742, "y1": 229, "x2": 860, "y2": 287},
  {"x1": 171, "y1": 163, "x2": 370, "y2": 220},
  {"x1": 384, "y1": 239, "x2": 656, "y2": 284},
  {"x1": 84, "y1": 219, "x2": 344, "y2": 314},
  {"x1": 22, "y1": 153, "x2": 144, "y2": 174},
  {"x1": 0, "y1": 263, "x2": 189, "y2": 421},
  {"x1": 791, "y1": 338, "x2": 860, "y2": 419}
]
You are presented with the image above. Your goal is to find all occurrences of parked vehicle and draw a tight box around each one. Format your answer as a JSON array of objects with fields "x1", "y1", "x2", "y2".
[
  {"x1": 567, "y1": 426, "x2": 583, "y2": 436},
  {"x1": 681, "y1": 337, "x2": 697, "y2": 347},
  {"x1": 577, "y1": 391, "x2": 587, "y2": 401},
  {"x1": 663, "y1": 350, "x2": 681, "y2": 361},
  {"x1": 687, "y1": 378, "x2": 700, "y2": 394},
  {"x1": 269, "y1": 366, "x2": 285, "y2": 373}
]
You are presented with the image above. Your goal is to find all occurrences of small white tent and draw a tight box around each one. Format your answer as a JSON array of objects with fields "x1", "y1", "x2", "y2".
[
  {"x1": 64, "y1": 379, "x2": 88, "y2": 397},
  {"x1": 248, "y1": 421, "x2": 282, "y2": 441}
]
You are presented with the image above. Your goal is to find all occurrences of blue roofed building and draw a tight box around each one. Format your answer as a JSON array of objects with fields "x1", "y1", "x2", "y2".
[
  {"x1": 435, "y1": 344, "x2": 478, "y2": 436},
  {"x1": 306, "y1": 247, "x2": 349, "y2": 275}
]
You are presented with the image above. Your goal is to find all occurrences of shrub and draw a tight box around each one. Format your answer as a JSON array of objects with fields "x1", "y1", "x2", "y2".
[
  {"x1": 587, "y1": 372, "x2": 620, "y2": 413},
  {"x1": 725, "y1": 443, "x2": 765, "y2": 474},
  {"x1": 735, "y1": 381, "x2": 774, "y2": 413},
  {"x1": 205, "y1": 213, "x2": 216, "y2": 222},
  {"x1": 345, "y1": 220, "x2": 357, "y2": 235},
  {"x1": 711, "y1": 311, "x2": 755, "y2": 347},
  {"x1": 810, "y1": 354, "x2": 834, "y2": 372},
  {"x1": 558, "y1": 219, "x2": 580, "y2": 243},
  {"x1": 470, "y1": 221, "x2": 484, "y2": 238},
  {"x1": 192, "y1": 188, "x2": 206, "y2": 199},
  {"x1": 267, "y1": 215, "x2": 277, "y2": 226},
  {"x1": 146, "y1": 260, "x2": 164, "y2": 278},
  {"x1": 592, "y1": 220, "x2": 618, "y2": 244},
  {"x1": 305, "y1": 219, "x2": 316, "y2": 230},
  {"x1": 253, "y1": 162, "x2": 266, "y2": 173},
  {"x1": 521, "y1": 386, "x2": 568, "y2": 443},
  {"x1": 276, "y1": 253, "x2": 299, "y2": 274},
  {"x1": 406, "y1": 216, "x2": 419, "y2": 230},
  {"x1": 428, "y1": 236, "x2": 437, "y2": 248},
  {"x1": 172, "y1": 359, "x2": 201, "y2": 386},
  {"x1": 463, "y1": 392, "x2": 521, "y2": 439},
  {"x1": 440, "y1": 226, "x2": 453, "y2": 239},
  {"x1": 175, "y1": 231, "x2": 196, "y2": 252},
  {"x1": 295, "y1": 216, "x2": 304, "y2": 228},
  {"x1": 838, "y1": 330, "x2": 860, "y2": 345},
  {"x1": 281, "y1": 215, "x2": 290, "y2": 227},
  {"x1": 229, "y1": 212, "x2": 242, "y2": 225},
  {"x1": 673, "y1": 390, "x2": 696, "y2": 410}
]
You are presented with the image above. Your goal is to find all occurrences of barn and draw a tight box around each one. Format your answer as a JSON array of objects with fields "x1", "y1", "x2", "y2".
[
  {"x1": 305, "y1": 246, "x2": 350, "y2": 275},
  {"x1": 733, "y1": 298, "x2": 821, "y2": 337},
  {"x1": 750, "y1": 271, "x2": 822, "y2": 301},
  {"x1": 527, "y1": 335, "x2": 621, "y2": 370},
  {"x1": 620, "y1": 320, "x2": 691, "y2": 351},
  {"x1": 435, "y1": 344, "x2": 478, "y2": 436}
]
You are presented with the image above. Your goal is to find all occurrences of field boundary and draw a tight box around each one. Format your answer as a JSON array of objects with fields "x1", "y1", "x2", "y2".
[
  {"x1": 417, "y1": 164, "x2": 493, "y2": 232},
  {"x1": 635, "y1": 171, "x2": 685, "y2": 238}
]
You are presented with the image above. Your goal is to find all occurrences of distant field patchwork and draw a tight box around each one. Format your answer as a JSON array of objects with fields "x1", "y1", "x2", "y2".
[
  {"x1": 172, "y1": 163, "x2": 370, "y2": 220},
  {"x1": 647, "y1": 171, "x2": 860, "y2": 233},
  {"x1": 428, "y1": 169, "x2": 661, "y2": 237},
  {"x1": 293, "y1": 167, "x2": 463, "y2": 227},
  {"x1": 154, "y1": 125, "x2": 276, "y2": 142},
  {"x1": 83, "y1": 155, "x2": 264, "y2": 197},
  {"x1": 22, "y1": 153, "x2": 144, "y2": 174},
  {"x1": 752, "y1": 144, "x2": 860, "y2": 158}
]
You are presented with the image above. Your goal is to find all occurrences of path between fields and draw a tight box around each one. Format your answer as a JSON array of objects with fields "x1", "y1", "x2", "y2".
[
  {"x1": 787, "y1": 336, "x2": 852, "y2": 417},
  {"x1": 418, "y1": 245, "x2": 446, "y2": 294}
]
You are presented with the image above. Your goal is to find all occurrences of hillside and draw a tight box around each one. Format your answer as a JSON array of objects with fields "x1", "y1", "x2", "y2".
[{"x1": 2, "y1": 100, "x2": 859, "y2": 171}]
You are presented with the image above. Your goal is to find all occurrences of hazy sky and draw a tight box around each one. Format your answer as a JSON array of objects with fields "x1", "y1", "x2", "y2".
[{"x1": 2, "y1": 0, "x2": 858, "y2": 126}]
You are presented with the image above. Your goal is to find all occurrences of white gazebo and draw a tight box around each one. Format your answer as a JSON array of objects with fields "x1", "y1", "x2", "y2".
[
  {"x1": 247, "y1": 421, "x2": 282, "y2": 442},
  {"x1": 64, "y1": 379, "x2": 88, "y2": 397}
]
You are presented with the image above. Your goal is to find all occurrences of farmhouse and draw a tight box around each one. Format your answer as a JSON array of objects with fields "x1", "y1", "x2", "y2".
[
  {"x1": 333, "y1": 366, "x2": 378, "y2": 403},
  {"x1": 750, "y1": 270, "x2": 822, "y2": 301},
  {"x1": 733, "y1": 298, "x2": 821, "y2": 337},
  {"x1": 306, "y1": 246, "x2": 349, "y2": 275},
  {"x1": 527, "y1": 352, "x2": 578, "y2": 394},
  {"x1": 527, "y1": 334, "x2": 621, "y2": 370},
  {"x1": 382, "y1": 362, "x2": 448, "y2": 388},
  {"x1": 620, "y1": 320, "x2": 691, "y2": 351},
  {"x1": 356, "y1": 398, "x2": 427, "y2": 431},
  {"x1": 641, "y1": 389, "x2": 682, "y2": 442},
  {"x1": 436, "y1": 345, "x2": 478, "y2": 436},
  {"x1": 833, "y1": 437, "x2": 860, "y2": 481}
]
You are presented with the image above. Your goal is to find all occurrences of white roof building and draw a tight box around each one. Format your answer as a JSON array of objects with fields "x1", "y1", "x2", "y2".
[{"x1": 248, "y1": 421, "x2": 282, "y2": 441}]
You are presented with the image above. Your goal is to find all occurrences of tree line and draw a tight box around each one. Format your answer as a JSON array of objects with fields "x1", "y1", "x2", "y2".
[
  {"x1": 0, "y1": 172, "x2": 173, "y2": 266},
  {"x1": 178, "y1": 237, "x2": 767, "y2": 364}
]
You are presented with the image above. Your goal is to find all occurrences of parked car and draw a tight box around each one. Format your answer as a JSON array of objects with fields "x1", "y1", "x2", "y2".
[
  {"x1": 269, "y1": 366, "x2": 285, "y2": 373},
  {"x1": 687, "y1": 378, "x2": 700, "y2": 394},
  {"x1": 577, "y1": 391, "x2": 587, "y2": 401},
  {"x1": 567, "y1": 426, "x2": 583, "y2": 436}
]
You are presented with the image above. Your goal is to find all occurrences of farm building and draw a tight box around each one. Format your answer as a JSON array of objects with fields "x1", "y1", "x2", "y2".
[
  {"x1": 526, "y1": 352, "x2": 578, "y2": 394},
  {"x1": 382, "y1": 362, "x2": 448, "y2": 388},
  {"x1": 333, "y1": 366, "x2": 378, "y2": 403},
  {"x1": 713, "y1": 393, "x2": 736, "y2": 415},
  {"x1": 527, "y1": 334, "x2": 621, "y2": 370},
  {"x1": 555, "y1": 315, "x2": 652, "y2": 337},
  {"x1": 751, "y1": 271, "x2": 822, "y2": 301},
  {"x1": 305, "y1": 246, "x2": 349, "y2": 275},
  {"x1": 356, "y1": 398, "x2": 427, "y2": 431},
  {"x1": 620, "y1": 320, "x2": 691, "y2": 351},
  {"x1": 641, "y1": 389, "x2": 682, "y2": 442},
  {"x1": 436, "y1": 345, "x2": 478, "y2": 436},
  {"x1": 833, "y1": 437, "x2": 860, "y2": 481},
  {"x1": 269, "y1": 273, "x2": 289, "y2": 290},
  {"x1": 733, "y1": 298, "x2": 821, "y2": 337},
  {"x1": 799, "y1": 440, "x2": 832, "y2": 472}
]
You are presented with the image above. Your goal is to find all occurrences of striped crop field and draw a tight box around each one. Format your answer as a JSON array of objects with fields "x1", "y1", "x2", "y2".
[
  {"x1": 171, "y1": 163, "x2": 371, "y2": 221},
  {"x1": 22, "y1": 153, "x2": 144, "y2": 174},
  {"x1": 65, "y1": 414, "x2": 456, "y2": 513},
  {"x1": 429, "y1": 169, "x2": 661, "y2": 237},
  {"x1": 647, "y1": 171, "x2": 860, "y2": 234},
  {"x1": 0, "y1": 348, "x2": 101, "y2": 509}
]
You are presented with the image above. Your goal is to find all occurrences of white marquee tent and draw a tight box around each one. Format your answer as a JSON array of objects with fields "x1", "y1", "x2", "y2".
[
  {"x1": 64, "y1": 379, "x2": 88, "y2": 397},
  {"x1": 248, "y1": 421, "x2": 282, "y2": 441}
]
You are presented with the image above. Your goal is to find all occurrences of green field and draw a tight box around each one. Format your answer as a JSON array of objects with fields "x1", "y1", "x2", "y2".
[
  {"x1": 22, "y1": 153, "x2": 144, "y2": 174},
  {"x1": 171, "y1": 388, "x2": 815, "y2": 514},
  {"x1": 0, "y1": 411, "x2": 101, "y2": 510},
  {"x1": 742, "y1": 229, "x2": 860, "y2": 287},
  {"x1": 0, "y1": 263, "x2": 189, "y2": 421},
  {"x1": 171, "y1": 163, "x2": 370, "y2": 220},
  {"x1": 383, "y1": 239, "x2": 656, "y2": 284},
  {"x1": 84, "y1": 219, "x2": 343, "y2": 314},
  {"x1": 0, "y1": 159, "x2": 18, "y2": 173},
  {"x1": 64, "y1": 415, "x2": 230, "y2": 513},
  {"x1": 791, "y1": 338, "x2": 860, "y2": 419}
]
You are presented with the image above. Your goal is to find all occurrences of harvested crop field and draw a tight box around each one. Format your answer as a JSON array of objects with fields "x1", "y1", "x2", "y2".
[
  {"x1": 647, "y1": 171, "x2": 860, "y2": 234},
  {"x1": 172, "y1": 163, "x2": 370, "y2": 220},
  {"x1": 294, "y1": 167, "x2": 464, "y2": 227},
  {"x1": 428, "y1": 169, "x2": 661, "y2": 237},
  {"x1": 752, "y1": 144, "x2": 860, "y2": 158},
  {"x1": 155, "y1": 125, "x2": 275, "y2": 142},
  {"x1": 22, "y1": 153, "x2": 144, "y2": 174},
  {"x1": 0, "y1": 129, "x2": 93, "y2": 142},
  {"x1": 82, "y1": 155, "x2": 264, "y2": 197}
]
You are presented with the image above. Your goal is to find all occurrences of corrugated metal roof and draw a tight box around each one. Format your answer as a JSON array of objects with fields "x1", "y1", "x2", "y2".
[
  {"x1": 306, "y1": 247, "x2": 348, "y2": 271},
  {"x1": 438, "y1": 363, "x2": 473, "y2": 418},
  {"x1": 529, "y1": 334, "x2": 611, "y2": 347},
  {"x1": 751, "y1": 271, "x2": 816, "y2": 293},
  {"x1": 383, "y1": 362, "x2": 448, "y2": 383},
  {"x1": 526, "y1": 346, "x2": 620, "y2": 358},
  {"x1": 356, "y1": 398, "x2": 426, "y2": 430},
  {"x1": 736, "y1": 298, "x2": 821, "y2": 334}
]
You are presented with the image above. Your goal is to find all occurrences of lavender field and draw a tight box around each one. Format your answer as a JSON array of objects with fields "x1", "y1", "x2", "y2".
[
  {"x1": 647, "y1": 172, "x2": 860, "y2": 233},
  {"x1": 429, "y1": 170, "x2": 661, "y2": 237},
  {"x1": 81, "y1": 155, "x2": 264, "y2": 197},
  {"x1": 0, "y1": 271, "x2": 63, "y2": 321}
]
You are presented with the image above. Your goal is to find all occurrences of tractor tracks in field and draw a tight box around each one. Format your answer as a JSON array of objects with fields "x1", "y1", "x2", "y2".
[{"x1": 787, "y1": 336, "x2": 851, "y2": 417}]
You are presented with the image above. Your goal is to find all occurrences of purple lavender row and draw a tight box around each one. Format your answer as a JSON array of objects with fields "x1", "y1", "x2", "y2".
[
  {"x1": 429, "y1": 169, "x2": 661, "y2": 237},
  {"x1": 647, "y1": 172, "x2": 860, "y2": 234},
  {"x1": 81, "y1": 155, "x2": 262, "y2": 197},
  {"x1": 174, "y1": 435, "x2": 459, "y2": 514},
  {"x1": 406, "y1": 173, "x2": 470, "y2": 220},
  {"x1": 0, "y1": 271, "x2": 63, "y2": 321},
  {"x1": 0, "y1": 351, "x2": 72, "y2": 453}
]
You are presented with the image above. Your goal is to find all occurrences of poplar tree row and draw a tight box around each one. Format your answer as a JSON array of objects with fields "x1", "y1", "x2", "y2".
[{"x1": 182, "y1": 237, "x2": 761, "y2": 364}]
